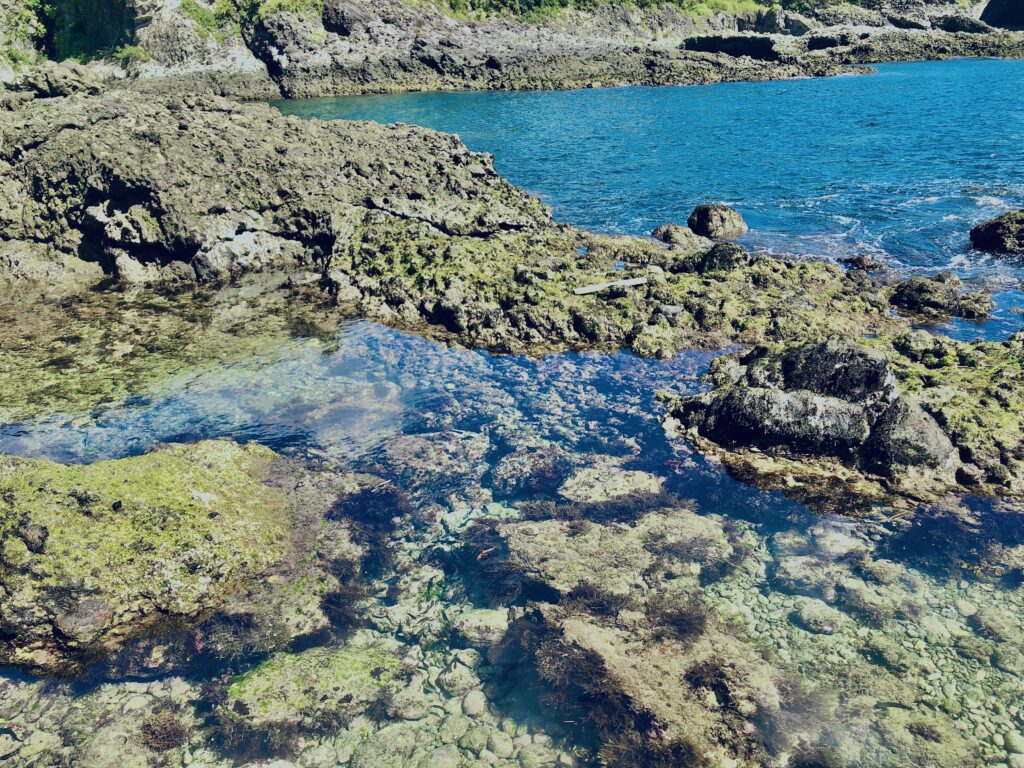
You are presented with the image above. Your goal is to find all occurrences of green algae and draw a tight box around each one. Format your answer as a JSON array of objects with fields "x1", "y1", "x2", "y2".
[
  {"x1": 221, "y1": 643, "x2": 404, "y2": 740},
  {"x1": 343, "y1": 219, "x2": 903, "y2": 358},
  {"x1": 0, "y1": 440, "x2": 292, "y2": 674},
  {"x1": 880, "y1": 331, "x2": 1024, "y2": 495},
  {"x1": 667, "y1": 330, "x2": 1024, "y2": 509},
  {"x1": 0, "y1": 282, "x2": 347, "y2": 424}
]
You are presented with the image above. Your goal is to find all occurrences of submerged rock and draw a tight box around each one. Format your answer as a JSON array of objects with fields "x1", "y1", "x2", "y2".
[
  {"x1": 0, "y1": 441, "x2": 288, "y2": 675},
  {"x1": 218, "y1": 640, "x2": 408, "y2": 748},
  {"x1": 686, "y1": 203, "x2": 749, "y2": 240},
  {"x1": 970, "y1": 210, "x2": 1024, "y2": 255},
  {"x1": 0, "y1": 440, "x2": 373, "y2": 677}
]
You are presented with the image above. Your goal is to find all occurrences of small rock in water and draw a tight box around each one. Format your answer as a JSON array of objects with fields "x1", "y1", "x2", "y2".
[
  {"x1": 687, "y1": 203, "x2": 748, "y2": 239},
  {"x1": 970, "y1": 210, "x2": 1024, "y2": 254},
  {"x1": 417, "y1": 745, "x2": 462, "y2": 768},
  {"x1": 794, "y1": 598, "x2": 845, "y2": 635}
]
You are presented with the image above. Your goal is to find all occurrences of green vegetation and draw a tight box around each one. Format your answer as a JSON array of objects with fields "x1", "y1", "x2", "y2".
[
  {"x1": 220, "y1": 644, "x2": 403, "y2": 739},
  {"x1": 0, "y1": 440, "x2": 292, "y2": 673}
]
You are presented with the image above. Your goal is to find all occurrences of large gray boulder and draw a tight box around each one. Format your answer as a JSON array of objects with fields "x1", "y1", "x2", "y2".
[{"x1": 670, "y1": 339, "x2": 959, "y2": 482}]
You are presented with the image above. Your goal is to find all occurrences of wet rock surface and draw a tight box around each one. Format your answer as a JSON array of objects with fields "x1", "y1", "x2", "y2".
[
  {"x1": 971, "y1": 210, "x2": 1024, "y2": 255},
  {"x1": 666, "y1": 331, "x2": 1024, "y2": 507},
  {"x1": 686, "y1": 203, "x2": 749, "y2": 240},
  {"x1": 1, "y1": 310, "x2": 1023, "y2": 767},
  {"x1": 0, "y1": 440, "x2": 368, "y2": 675}
]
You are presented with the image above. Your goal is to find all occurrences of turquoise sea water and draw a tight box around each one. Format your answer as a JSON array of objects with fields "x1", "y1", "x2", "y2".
[{"x1": 4, "y1": 60, "x2": 1024, "y2": 767}]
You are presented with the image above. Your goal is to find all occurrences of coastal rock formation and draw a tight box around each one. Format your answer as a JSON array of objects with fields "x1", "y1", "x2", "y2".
[
  {"x1": 889, "y1": 273, "x2": 995, "y2": 318},
  {"x1": 7, "y1": 0, "x2": 1020, "y2": 99},
  {"x1": 671, "y1": 340, "x2": 959, "y2": 492},
  {"x1": 0, "y1": 89, "x2": 920, "y2": 360},
  {"x1": 0, "y1": 441, "x2": 363, "y2": 675},
  {"x1": 687, "y1": 203, "x2": 749, "y2": 239},
  {"x1": 0, "y1": 90, "x2": 547, "y2": 290},
  {"x1": 970, "y1": 210, "x2": 1024, "y2": 254},
  {"x1": 983, "y1": 0, "x2": 1024, "y2": 31},
  {"x1": 665, "y1": 332, "x2": 1024, "y2": 507}
]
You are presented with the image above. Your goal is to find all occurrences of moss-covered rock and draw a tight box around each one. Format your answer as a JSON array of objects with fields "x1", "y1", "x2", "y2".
[
  {"x1": 218, "y1": 640, "x2": 406, "y2": 749},
  {"x1": 0, "y1": 440, "x2": 307, "y2": 675}
]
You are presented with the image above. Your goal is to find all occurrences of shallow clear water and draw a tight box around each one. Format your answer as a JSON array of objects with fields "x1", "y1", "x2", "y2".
[
  {"x1": 4, "y1": 60, "x2": 1024, "y2": 768},
  {"x1": 278, "y1": 59, "x2": 1024, "y2": 288}
]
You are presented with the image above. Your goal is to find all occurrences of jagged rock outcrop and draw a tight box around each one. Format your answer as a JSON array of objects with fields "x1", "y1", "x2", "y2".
[
  {"x1": 666, "y1": 339, "x2": 963, "y2": 507},
  {"x1": 983, "y1": 0, "x2": 1024, "y2": 31},
  {"x1": 1, "y1": 89, "x2": 924, "y2": 359},
  {"x1": 970, "y1": 210, "x2": 1024, "y2": 254},
  {"x1": 0, "y1": 90, "x2": 548, "y2": 290}
]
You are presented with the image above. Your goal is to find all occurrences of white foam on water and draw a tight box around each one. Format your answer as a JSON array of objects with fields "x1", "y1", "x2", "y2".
[{"x1": 974, "y1": 195, "x2": 1007, "y2": 208}]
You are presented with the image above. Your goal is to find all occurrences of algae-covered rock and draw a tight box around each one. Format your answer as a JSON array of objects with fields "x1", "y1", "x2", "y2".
[
  {"x1": 0, "y1": 440, "x2": 293, "y2": 675},
  {"x1": 664, "y1": 338, "x2": 973, "y2": 509},
  {"x1": 0, "y1": 439, "x2": 370, "y2": 677},
  {"x1": 218, "y1": 640, "x2": 407, "y2": 747},
  {"x1": 687, "y1": 203, "x2": 749, "y2": 239},
  {"x1": 0, "y1": 90, "x2": 910, "y2": 361},
  {"x1": 473, "y1": 507, "x2": 788, "y2": 766},
  {"x1": 890, "y1": 273, "x2": 994, "y2": 319},
  {"x1": 970, "y1": 210, "x2": 1024, "y2": 255}
]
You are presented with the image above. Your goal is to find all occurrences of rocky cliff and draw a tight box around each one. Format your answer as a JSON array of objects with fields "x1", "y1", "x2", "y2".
[{"x1": 3, "y1": 0, "x2": 1022, "y2": 98}]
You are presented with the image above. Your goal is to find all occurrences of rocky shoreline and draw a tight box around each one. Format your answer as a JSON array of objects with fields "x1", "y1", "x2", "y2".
[
  {"x1": 2, "y1": 3, "x2": 1024, "y2": 767},
  {"x1": 3, "y1": 0, "x2": 1024, "y2": 100}
]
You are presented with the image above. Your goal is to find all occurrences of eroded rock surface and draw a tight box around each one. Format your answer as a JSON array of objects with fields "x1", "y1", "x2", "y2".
[{"x1": 665, "y1": 332, "x2": 1024, "y2": 507}]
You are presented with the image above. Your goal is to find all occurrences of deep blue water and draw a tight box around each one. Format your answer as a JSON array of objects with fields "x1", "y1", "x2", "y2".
[{"x1": 278, "y1": 59, "x2": 1024, "y2": 294}]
